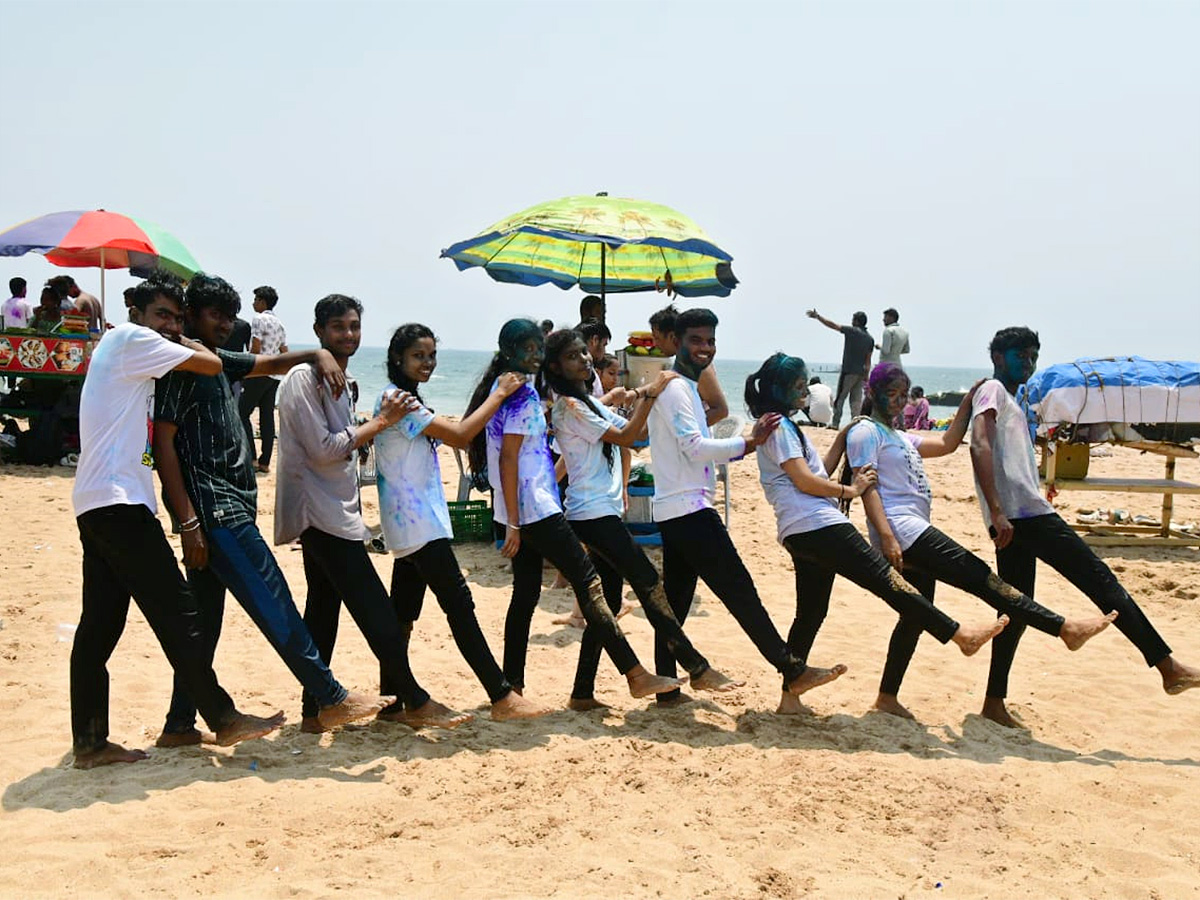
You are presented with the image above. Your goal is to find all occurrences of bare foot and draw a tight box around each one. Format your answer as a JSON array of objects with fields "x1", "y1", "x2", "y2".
[
  {"x1": 215, "y1": 710, "x2": 287, "y2": 746},
  {"x1": 154, "y1": 728, "x2": 216, "y2": 748},
  {"x1": 378, "y1": 699, "x2": 473, "y2": 729},
  {"x1": 653, "y1": 691, "x2": 694, "y2": 709},
  {"x1": 1060, "y1": 612, "x2": 1118, "y2": 650},
  {"x1": 785, "y1": 663, "x2": 848, "y2": 696},
  {"x1": 492, "y1": 692, "x2": 554, "y2": 720},
  {"x1": 626, "y1": 665, "x2": 688, "y2": 699},
  {"x1": 981, "y1": 696, "x2": 1028, "y2": 729},
  {"x1": 318, "y1": 692, "x2": 393, "y2": 730},
  {"x1": 567, "y1": 697, "x2": 610, "y2": 712},
  {"x1": 690, "y1": 667, "x2": 744, "y2": 693},
  {"x1": 871, "y1": 693, "x2": 916, "y2": 719},
  {"x1": 551, "y1": 612, "x2": 587, "y2": 629},
  {"x1": 1160, "y1": 657, "x2": 1200, "y2": 695},
  {"x1": 74, "y1": 741, "x2": 149, "y2": 770},
  {"x1": 952, "y1": 615, "x2": 1010, "y2": 656},
  {"x1": 616, "y1": 599, "x2": 636, "y2": 620},
  {"x1": 300, "y1": 716, "x2": 326, "y2": 734},
  {"x1": 776, "y1": 692, "x2": 814, "y2": 716}
]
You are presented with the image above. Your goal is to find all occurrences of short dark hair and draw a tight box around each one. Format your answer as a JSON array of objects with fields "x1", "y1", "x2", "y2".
[
  {"x1": 808, "y1": 376, "x2": 822, "y2": 386},
  {"x1": 580, "y1": 294, "x2": 604, "y2": 319},
  {"x1": 540, "y1": 319, "x2": 554, "y2": 334},
  {"x1": 594, "y1": 354, "x2": 618, "y2": 372},
  {"x1": 577, "y1": 317, "x2": 611, "y2": 342},
  {"x1": 673, "y1": 307, "x2": 718, "y2": 338},
  {"x1": 649, "y1": 304, "x2": 678, "y2": 333},
  {"x1": 253, "y1": 285, "x2": 279, "y2": 309},
  {"x1": 852, "y1": 311, "x2": 868, "y2": 328},
  {"x1": 47, "y1": 275, "x2": 74, "y2": 299},
  {"x1": 185, "y1": 273, "x2": 241, "y2": 319},
  {"x1": 883, "y1": 307, "x2": 899, "y2": 321},
  {"x1": 129, "y1": 270, "x2": 185, "y2": 312},
  {"x1": 314, "y1": 293, "x2": 363, "y2": 328},
  {"x1": 9, "y1": 277, "x2": 25, "y2": 295},
  {"x1": 989, "y1": 326, "x2": 1040, "y2": 355}
]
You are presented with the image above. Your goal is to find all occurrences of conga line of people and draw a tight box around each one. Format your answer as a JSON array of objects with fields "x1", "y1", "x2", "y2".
[{"x1": 66, "y1": 271, "x2": 1200, "y2": 769}]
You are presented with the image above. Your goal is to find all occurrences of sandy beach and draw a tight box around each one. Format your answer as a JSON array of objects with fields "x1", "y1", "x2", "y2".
[{"x1": 2, "y1": 429, "x2": 1199, "y2": 899}]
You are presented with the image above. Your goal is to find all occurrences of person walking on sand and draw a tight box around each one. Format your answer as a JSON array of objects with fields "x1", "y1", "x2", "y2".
[
  {"x1": 239, "y1": 285, "x2": 287, "y2": 474},
  {"x1": 69, "y1": 271, "x2": 285, "y2": 769},
  {"x1": 277, "y1": 295, "x2": 474, "y2": 732},
  {"x1": 745, "y1": 353, "x2": 1014, "y2": 715},
  {"x1": 971, "y1": 327, "x2": 1200, "y2": 727},
  {"x1": 464, "y1": 318, "x2": 685, "y2": 701},
  {"x1": 374, "y1": 323, "x2": 552, "y2": 721},
  {"x1": 152, "y1": 274, "x2": 396, "y2": 747},
  {"x1": 806, "y1": 308, "x2": 873, "y2": 427}
]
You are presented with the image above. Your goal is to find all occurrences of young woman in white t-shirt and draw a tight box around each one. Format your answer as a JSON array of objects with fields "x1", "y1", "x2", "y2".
[
  {"x1": 846, "y1": 363, "x2": 1116, "y2": 720},
  {"x1": 375, "y1": 324, "x2": 552, "y2": 721},
  {"x1": 745, "y1": 353, "x2": 1013, "y2": 715},
  {"x1": 542, "y1": 330, "x2": 742, "y2": 709},
  {"x1": 465, "y1": 319, "x2": 685, "y2": 702}
]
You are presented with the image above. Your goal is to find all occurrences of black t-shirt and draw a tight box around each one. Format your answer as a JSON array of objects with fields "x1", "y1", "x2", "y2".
[
  {"x1": 154, "y1": 348, "x2": 258, "y2": 532},
  {"x1": 224, "y1": 318, "x2": 252, "y2": 353},
  {"x1": 839, "y1": 325, "x2": 874, "y2": 375}
]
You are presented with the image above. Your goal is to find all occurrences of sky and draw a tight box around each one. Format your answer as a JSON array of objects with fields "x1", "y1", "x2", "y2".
[{"x1": 1, "y1": 0, "x2": 1197, "y2": 368}]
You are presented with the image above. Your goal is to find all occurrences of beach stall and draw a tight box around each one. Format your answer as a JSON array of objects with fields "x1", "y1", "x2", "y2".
[{"x1": 1025, "y1": 356, "x2": 1200, "y2": 547}]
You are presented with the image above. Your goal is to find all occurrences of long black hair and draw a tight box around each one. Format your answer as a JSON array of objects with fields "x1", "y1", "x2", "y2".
[
  {"x1": 386, "y1": 322, "x2": 436, "y2": 409},
  {"x1": 541, "y1": 329, "x2": 615, "y2": 470},
  {"x1": 465, "y1": 318, "x2": 543, "y2": 479},
  {"x1": 744, "y1": 352, "x2": 811, "y2": 452}
]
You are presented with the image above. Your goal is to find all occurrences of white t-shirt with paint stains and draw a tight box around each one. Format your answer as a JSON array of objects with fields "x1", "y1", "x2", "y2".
[
  {"x1": 846, "y1": 420, "x2": 932, "y2": 550},
  {"x1": 374, "y1": 389, "x2": 452, "y2": 557}
]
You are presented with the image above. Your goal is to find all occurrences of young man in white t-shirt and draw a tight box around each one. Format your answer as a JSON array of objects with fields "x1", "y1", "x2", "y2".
[
  {"x1": 2, "y1": 276, "x2": 32, "y2": 329},
  {"x1": 971, "y1": 326, "x2": 1200, "y2": 727},
  {"x1": 69, "y1": 273, "x2": 285, "y2": 770},
  {"x1": 647, "y1": 308, "x2": 834, "y2": 705}
]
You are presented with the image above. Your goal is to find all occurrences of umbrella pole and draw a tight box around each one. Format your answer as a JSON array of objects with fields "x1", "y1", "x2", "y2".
[
  {"x1": 99, "y1": 247, "x2": 107, "y2": 330},
  {"x1": 600, "y1": 242, "x2": 606, "y2": 305}
]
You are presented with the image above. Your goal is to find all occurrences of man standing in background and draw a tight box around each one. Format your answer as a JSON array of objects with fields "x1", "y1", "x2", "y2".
[
  {"x1": 806, "y1": 308, "x2": 873, "y2": 428},
  {"x1": 3, "y1": 277, "x2": 31, "y2": 329},
  {"x1": 877, "y1": 307, "x2": 910, "y2": 367},
  {"x1": 239, "y1": 285, "x2": 287, "y2": 473}
]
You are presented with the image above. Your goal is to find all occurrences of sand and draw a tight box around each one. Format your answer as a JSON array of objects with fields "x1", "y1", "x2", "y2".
[{"x1": 2, "y1": 430, "x2": 1199, "y2": 899}]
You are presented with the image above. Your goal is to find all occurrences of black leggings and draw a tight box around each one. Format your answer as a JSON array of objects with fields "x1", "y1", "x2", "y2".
[
  {"x1": 781, "y1": 522, "x2": 960, "y2": 692},
  {"x1": 986, "y1": 513, "x2": 1172, "y2": 698},
  {"x1": 879, "y1": 525, "x2": 1065, "y2": 696},
  {"x1": 568, "y1": 515, "x2": 711, "y2": 700},
  {"x1": 389, "y1": 538, "x2": 512, "y2": 704},
  {"x1": 505, "y1": 513, "x2": 639, "y2": 690},
  {"x1": 659, "y1": 508, "x2": 807, "y2": 700}
]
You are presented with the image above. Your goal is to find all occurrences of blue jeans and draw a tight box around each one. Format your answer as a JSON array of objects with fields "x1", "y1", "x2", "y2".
[{"x1": 163, "y1": 522, "x2": 347, "y2": 731}]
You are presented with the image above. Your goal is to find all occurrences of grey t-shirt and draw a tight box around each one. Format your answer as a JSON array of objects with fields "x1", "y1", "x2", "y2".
[{"x1": 840, "y1": 325, "x2": 874, "y2": 375}]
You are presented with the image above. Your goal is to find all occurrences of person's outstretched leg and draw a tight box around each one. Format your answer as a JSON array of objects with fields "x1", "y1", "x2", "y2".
[{"x1": 874, "y1": 567, "x2": 937, "y2": 719}]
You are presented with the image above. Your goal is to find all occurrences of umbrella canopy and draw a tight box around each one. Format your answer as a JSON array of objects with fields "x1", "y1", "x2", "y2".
[{"x1": 440, "y1": 195, "x2": 738, "y2": 298}]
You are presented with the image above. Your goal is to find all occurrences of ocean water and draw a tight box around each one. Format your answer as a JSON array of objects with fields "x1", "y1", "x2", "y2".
[{"x1": 340, "y1": 346, "x2": 989, "y2": 420}]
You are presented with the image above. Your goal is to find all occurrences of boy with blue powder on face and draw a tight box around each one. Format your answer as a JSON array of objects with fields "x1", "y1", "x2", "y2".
[{"x1": 970, "y1": 326, "x2": 1200, "y2": 727}]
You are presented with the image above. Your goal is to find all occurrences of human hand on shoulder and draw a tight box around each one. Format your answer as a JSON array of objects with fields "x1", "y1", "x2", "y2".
[
  {"x1": 646, "y1": 369, "x2": 678, "y2": 398},
  {"x1": 315, "y1": 349, "x2": 346, "y2": 399},
  {"x1": 494, "y1": 372, "x2": 525, "y2": 398},
  {"x1": 378, "y1": 389, "x2": 420, "y2": 425},
  {"x1": 746, "y1": 412, "x2": 782, "y2": 450}
]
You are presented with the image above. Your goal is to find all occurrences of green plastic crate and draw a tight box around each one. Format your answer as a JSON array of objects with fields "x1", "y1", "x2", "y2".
[{"x1": 447, "y1": 500, "x2": 493, "y2": 543}]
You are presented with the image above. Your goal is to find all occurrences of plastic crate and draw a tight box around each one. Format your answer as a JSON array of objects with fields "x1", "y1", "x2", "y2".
[{"x1": 447, "y1": 500, "x2": 493, "y2": 542}]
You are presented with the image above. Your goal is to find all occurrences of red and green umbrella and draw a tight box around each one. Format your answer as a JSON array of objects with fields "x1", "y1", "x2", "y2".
[{"x1": 0, "y1": 209, "x2": 203, "y2": 325}]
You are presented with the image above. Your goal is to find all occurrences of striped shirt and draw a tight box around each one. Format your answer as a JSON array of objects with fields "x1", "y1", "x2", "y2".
[{"x1": 154, "y1": 349, "x2": 258, "y2": 532}]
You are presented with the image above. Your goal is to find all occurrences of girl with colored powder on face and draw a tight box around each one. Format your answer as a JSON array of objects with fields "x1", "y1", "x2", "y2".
[
  {"x1": 745, "y1": 353, "x2": 1014, "y2": 714},
  {"x1": 373, "y1": 324, "x2": 553, "y2": 721},
  {"x1": 465, "y1": 319, "x2": 686, "y2": 701},
  {"x1": 542, "y1": 329, "x2": 744, "y2": 709},
  {"x1": 845, "y1": 362, "x2": 1115, "y2": 720}
]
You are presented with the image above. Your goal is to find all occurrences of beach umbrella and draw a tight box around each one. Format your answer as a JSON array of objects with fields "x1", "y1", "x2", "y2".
[
  {"x1": 440, "y1": 193, "x2": 738, "y2": 300},
  {"x1": 0, "y1": 209, "x2": 203, "y2": 326}
]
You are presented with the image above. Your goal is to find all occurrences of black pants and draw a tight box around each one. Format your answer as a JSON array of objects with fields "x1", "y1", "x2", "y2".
[
  {"x1": 163, "y1": 565, "x2": 226, "y2": 734},
  {"x1": 879, "y1": 525, "x2": 1065, "y2": 696},
  {"x1": 568, "y1": 515, "x2": 711, "y2": 700},
  {"x1": 658, "y1": 508, "x2": 807, "y2": 699},
  {"x1": 987, "y1": 512, "x2": 1172, "y2": 698},
  {"x1": 238, "y1": 376, "x2": 278, "y2": 466},
  {"x1": 505, "y1": 513, "x2": 639, "y2": 690},
  {"x1": 389, "y1": 538, "x2": 512, "y2": 704},
  {"x1": 72, "y1": 505, "x2": 237, "y2": 754},
  {"x1": 298, "y1": 528, "x2": 431, "y2": 718},
  {"x1": 781, "y1": 523, "x2": 960, "y2": 691}
]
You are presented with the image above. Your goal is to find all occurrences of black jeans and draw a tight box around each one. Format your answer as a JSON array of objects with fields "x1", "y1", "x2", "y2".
[
  {"x1": 505, "y1": 512, "x2": 639, "y2": 691},
  {"x1": 879, "y1": 525, "x2": 1065, "y2": 696},
  {"x1": 389, "y1": 538, "x2": 512, "y2": 704},
  {"x1": 659, "y1": 508, "x2": 807, "y2": 699},
  {"x1": 781, "y1": 523, "x2": 960, "y2": 694},
  {"x1": 987, "y1": 512, "x2": 1172, "y2": 698},
  {"x1": 163, "y1": 565, "x2": 226, "y2": 734},
  {"x1": 568, "y1": 515, "x2": 711, "y2": 700},
  {"x1": 238, "y1": 376, "x2": 278, "y2": 466},
  {"x1": 72, "y1": 505, "x2": 237, "y2": 754},
  {"x1": 298, "y1": 528, "x2": 431, "y2": 718}
]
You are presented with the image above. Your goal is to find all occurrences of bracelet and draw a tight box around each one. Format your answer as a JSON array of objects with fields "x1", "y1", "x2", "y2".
[
  {"x1": 180, "y1": 516, "x2": 199, "y2": 529},
  {"x1": 839, "y1": 485, "x2": 845, "y2": 500},
  {"x1": 507, "y1": 524, "x2": 520, "y2": 532},
  {"x1": 180, "y1": 521, "x2": 201, "y2": 533}
]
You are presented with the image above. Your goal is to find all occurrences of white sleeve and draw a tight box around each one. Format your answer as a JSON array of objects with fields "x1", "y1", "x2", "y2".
[
  {"x1": 663, "y1": 381, "x2": 745, "y2": 463},
  {"x1": 119, "y1": 328, "x2": 196, "y2": 381}
]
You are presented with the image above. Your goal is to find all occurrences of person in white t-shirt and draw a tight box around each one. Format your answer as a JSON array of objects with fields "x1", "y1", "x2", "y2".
[
  {"x1": 2, "y1": 277, "x2": 32, "y2": 329},
  {"x1": 465, "y1": 317, "x2": 684, "y2": 701},
  {"x1": 543, "y1": 328, "x2": 742, "y2": 708},
  {"x1": 971, "y1": 327, "x2": 1200, "y2": 727},
  {"x1": 68, "y1": 272, "x2": 284, "y2": 769},
  {"x1": 803, "y1": 376, "x2": 833, "y2": 426},
  {"x1": 847, "y1": 362, "x2": 1116, "y2": 721},
  {"x1": 375, "y1": 323, "x2": 550, "y2": 721}
]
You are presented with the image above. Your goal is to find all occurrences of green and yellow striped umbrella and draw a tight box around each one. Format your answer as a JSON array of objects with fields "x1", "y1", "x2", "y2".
[{"x1": 440, "y1": 194, "x2": 738, "y2": 298}]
